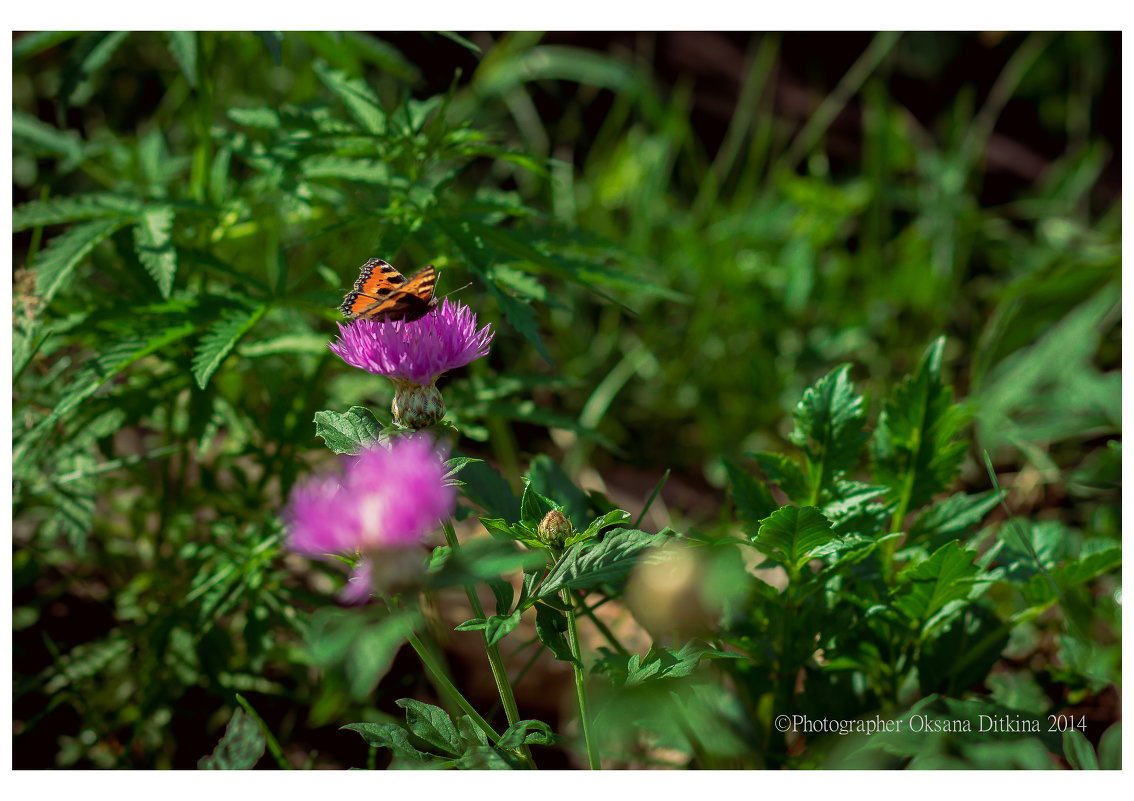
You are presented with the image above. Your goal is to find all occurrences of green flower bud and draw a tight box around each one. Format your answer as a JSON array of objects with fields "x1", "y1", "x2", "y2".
[
  {"x1": 391, "y1": 379, "x2": 445, "y2": 429},
  {"x1": 538, "y1": 509, "x2": 572, "y2": 548}
]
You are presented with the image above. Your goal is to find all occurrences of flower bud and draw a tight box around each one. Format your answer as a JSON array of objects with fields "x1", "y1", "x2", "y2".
[
  {"x1": 538, "y1": 509, "x2": 572, "y2": 548},
  {"x1": 391, "y1": 379, "x2": 445, "y2": 429}
]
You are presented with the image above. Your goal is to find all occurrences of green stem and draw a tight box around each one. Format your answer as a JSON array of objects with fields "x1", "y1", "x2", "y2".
[
  {"x1": 565, "y1": 593, "x2": 600, "y2": 769},
  {"x1": 441, "y1": 518, "x2": 535, "y2": 769},
  {"x1": 405, "y1": 631, "x2": 501, "y2": 745},
  {"x1": 575, "y1": 590, "x2": 628, "y2": 657}
]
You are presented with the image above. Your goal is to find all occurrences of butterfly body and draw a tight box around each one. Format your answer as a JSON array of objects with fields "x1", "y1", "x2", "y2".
[{"x1": 339, "y1": 258, "x2": 439, "y2": 322}]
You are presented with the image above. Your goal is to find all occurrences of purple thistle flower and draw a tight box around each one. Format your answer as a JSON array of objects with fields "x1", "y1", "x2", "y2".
[
  {"x1": 282, "y1": 436, "x2": 456, "y2": 601},
  {"x1": 329, "y1": 298, "x2": 493, "y2": 387}
]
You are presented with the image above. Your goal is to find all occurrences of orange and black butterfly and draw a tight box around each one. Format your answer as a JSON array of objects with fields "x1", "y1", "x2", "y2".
[{"x1": 338, "y1": 258, "x2": 439, "y2": 323}]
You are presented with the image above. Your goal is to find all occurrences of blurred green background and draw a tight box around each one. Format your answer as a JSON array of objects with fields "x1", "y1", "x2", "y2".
[{"x1": 12, "y1": 31, "x2": 1120, "y2": 768}]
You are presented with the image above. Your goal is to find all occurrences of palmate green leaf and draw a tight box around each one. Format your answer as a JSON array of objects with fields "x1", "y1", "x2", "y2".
[
  {"x1": 33, "y1": 218, "x2": 128, "y2": 306},
  {"x1": 313, "y1": 59, "x2": 385, "y2": 134},
  {"x1": 892, "y1": 541, "x2": 985, "y2": 635},
  {"x1": 13, "y1": 110, "x2": 84, "y2": 166},
  {"x1": 197, "y1": 708, "x2": 265, "y2": 770},
  {"x1": 133, "y1": 205, "x2": 177, "y2": 297},
  {"x1": 313, "y1": 406, "x2": 381, "y2": 454},
  {"x1": 164, "y1": 31, "x2": 197, "y2": 88},
  {"x1": 724, "y1": 459, "x2": 777, "y2": 534},
  {"x1": 753, "y1": 505, "x2": 837, "y2": 576},
  {"x1": 13, "y1": 193, "x2": 142, "y2": 232},
  {"x1": 789, "y1": 364, "x2": 867, "y2": 502},
  {"x1": 535, "y1": 528, "x2": 668, "y2": 601},
  {"x1": 191, "y1": 305, "x2": 268, "y2": 389},
  {"x1": 872, "y1": 337, "x2": 969, "y2": 513}
]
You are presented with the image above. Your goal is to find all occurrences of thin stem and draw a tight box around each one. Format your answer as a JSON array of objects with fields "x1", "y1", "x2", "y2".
[
  {"x1": 574, "y1": 590, "x2": 629, "y2": 657},
  {"x1": 564, "y1": 593, "x2": 600, "y2": 769},
  {"x1": 441, "y1": 518, "x2": 536, "y2": 769},
  {"x1": 405, "y1": 631, "x2": 501, "y2": 745}
]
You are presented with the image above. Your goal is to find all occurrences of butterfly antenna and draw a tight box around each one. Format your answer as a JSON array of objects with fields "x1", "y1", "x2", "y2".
[{"x1": 441, "y1": 281, "x2": 473, "y2": 299}]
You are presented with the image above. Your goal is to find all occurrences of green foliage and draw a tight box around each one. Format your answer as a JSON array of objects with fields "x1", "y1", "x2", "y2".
[
  {"x1": 198, "y1": 708, "x2": 266, "y2": 770},
  {"x1": 13, "y1": 30, "x2": 1119, "y2": 771}
]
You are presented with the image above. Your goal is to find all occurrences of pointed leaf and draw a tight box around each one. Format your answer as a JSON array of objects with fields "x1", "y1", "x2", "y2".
[
  {"x1": 395, "y1": 699, "x2": 463, "y2": 757},
  {"x1": 33, "y1": 218, "x2": 127, "y2": 306},
  {"x1": 790, "y1": 364, "x2": 867, "y2": 500},
  {"x1": 725, "y1": 459, "x2": 776, "y2": 534},
  {"x1": 164, "y1": 31, "x2": 197, "y2": 88},
  {"x1": 750, "y1": 451, "x2": 810, "y2": 505},
  {"x1": 13, "y1": 193, "x2": 141, "y2": 232},
  {"x1": 133, "y1": 205, "x2": 177, "y2": 297},
  {"x1": 753, "y1": 505, "x2": 837, "y2": 575},
  {"x1": 191, "y1": 305, "x2": 267, "y2": 389},
  {"x1": 313, "y1": 60, "x2": 385, "y2": 134},
  {"x1": 198, "y1": 708, "x2": 265, "y2": 770},
  {"x1": 893, "y1": 541, "x2": 983, "y2": 633},
  {"x1": 313, "y1": 406, "x2": 380, "y2": 455},
  {"x1": 872, "y1": 337, "x2": 969, "y2": 511},
  {"x1": 536, "y1": 528, "x2": 667, "y2": 600}
]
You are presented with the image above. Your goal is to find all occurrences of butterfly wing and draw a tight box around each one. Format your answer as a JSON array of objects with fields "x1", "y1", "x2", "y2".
[{"x1": 340, "y1": 261, "x2": 438, "y2": 322}]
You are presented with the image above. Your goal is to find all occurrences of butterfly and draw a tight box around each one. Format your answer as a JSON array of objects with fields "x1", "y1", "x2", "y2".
[{"x1": 338, "y1": 258, "x2": 439, "y2": 323}]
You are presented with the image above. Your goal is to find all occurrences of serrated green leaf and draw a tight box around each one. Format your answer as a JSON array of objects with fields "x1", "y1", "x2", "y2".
[
  {"x1": 725, "y1": 459, "x2": 776, "y2": 534},
  {"x1": 536, "y1": 528, "x2": 667, "y2": 600},
  {"x1": 301, "y1": 155, "x2": 390, "y2": 184},
  {"x1": 13, "y1": 193, "x2": 141, "y2": 232},
  {"x1": 872, "y1": 337, "x2": 969, "y2": 512},
  {"x1": 485, "y1": 281, "x2": 553, "y2": 364},
  {"x1": 227, "y1": 107, "x2": 281, "y2": 129},
  {"x1": 454, "y1": 618, "x2": 487, "y2": 631},
  {"x1": 908, "y1": 490, "x2": 1004, "y2": 547},
  {"x1": 133, "y1": 205, "x2": 177, "y2": 297},
  {"x1": 313, "y1": 406, "x2": 381, "y2": 455},
  {"x1": 396, "y1": 699, "x2": 464, "y2": 757},
  {"x1": 893, "y1": 541, "x2": 984, "y2": 634},
  {"x1": 164, "y1": 31, "x2": 197, "y2": 88},
  {"x1": 33, "y1": 218, "x2": 127, "y2": 305},
  {"x1": 191, "y1": 305, "x2": 267, "y2": 389},
  {"x1": 313, "y1": 60, "x2": 385, "y2": 134},
  {"x1": 198, "y1": 708, "x2": 265, "y2": 770},
  {"x1": 624, "y1": 639, "x2": 745, "y2": 687},
  {"x1": 342, "y1": 721, "x2": 431, "y2": 763},
  {"x1": 749, "y1": 451, "x2": 810, "y2": 505},
  {"x1": 790, "y1": 364, "x2": 866, "y2": 502},
  {"x1": 753, "y1": 505, "x2": 837, "y2": 576}
]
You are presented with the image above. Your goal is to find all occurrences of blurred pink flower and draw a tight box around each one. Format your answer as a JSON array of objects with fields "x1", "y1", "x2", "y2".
[{"x1": 282, "y1": 436, "x2": 455, "y2": 602}]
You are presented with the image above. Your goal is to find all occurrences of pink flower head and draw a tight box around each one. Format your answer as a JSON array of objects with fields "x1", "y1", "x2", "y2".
[
  {"x1": 282, "y1": 436, "x2": 456, "y2": 600},
  {"x1": 329, "y1": 298, "x2": 493, "y2": 387}
]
